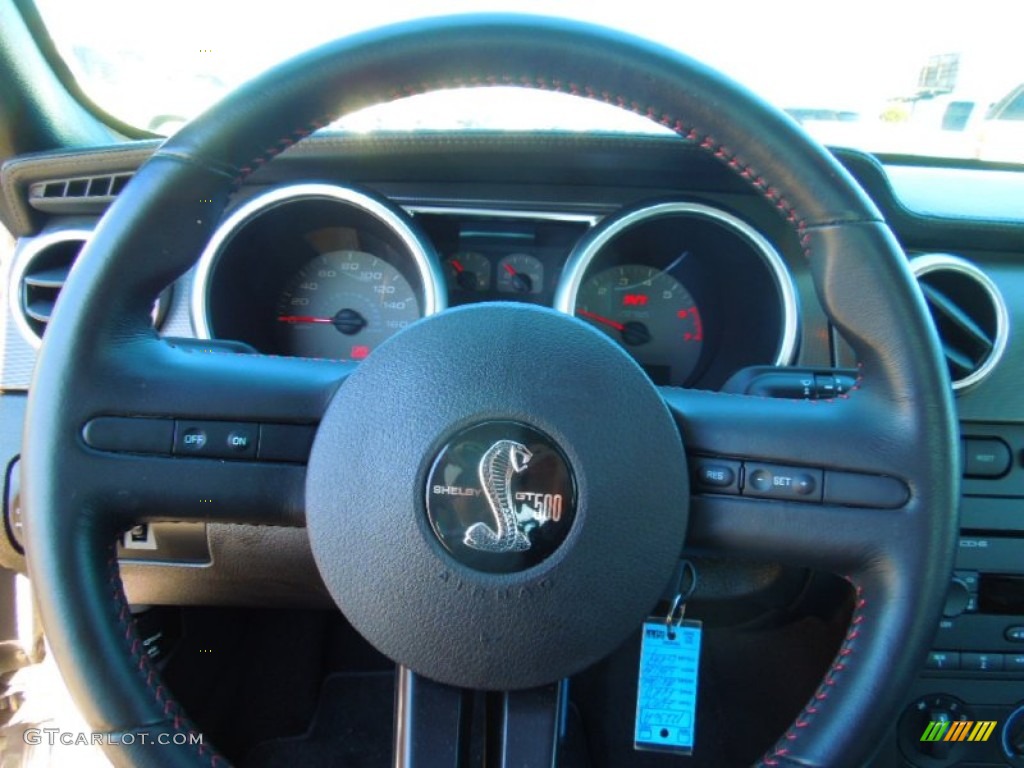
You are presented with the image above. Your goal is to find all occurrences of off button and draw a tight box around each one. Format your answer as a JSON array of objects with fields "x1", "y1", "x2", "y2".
[{"x1": 178, "y1": 426, "x2": 208, "y2": 452}]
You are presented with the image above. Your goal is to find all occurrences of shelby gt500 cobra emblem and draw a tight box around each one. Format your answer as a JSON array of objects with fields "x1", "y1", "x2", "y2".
[{"x1": 425, "y1": 422, "x2": 577, "y2": 573}]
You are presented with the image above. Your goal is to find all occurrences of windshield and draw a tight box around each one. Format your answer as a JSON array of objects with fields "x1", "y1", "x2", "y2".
[{"x1": 31, "y1": 0, "x2": 1024, "y2": 165}]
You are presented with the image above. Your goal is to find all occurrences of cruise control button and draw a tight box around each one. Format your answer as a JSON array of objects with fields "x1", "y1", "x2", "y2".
[
  {"x1": 748, "y1": 469, "x2": 772, "y2": 492},
  {"x1": 692, "y1": 459, "x2": 740, "y2": 494},
  {"x1": 174, "y1": 421, "x2": 258, "y2": 459},
  {"x1": 925, "y1": 651, "x2": 960, "y2": 671},
  {"x1": 742, "y1": 463, "x2": 823, "y2": 502},
  {"x1": 793, "y1": 474, "x2": 817, "y2": 495},
  {"x1": 177, "y1": 426, "x2": 209, "y2": 453},
  {"x1": 226, "y1": 428, "x2": 256, "y2": 454}
]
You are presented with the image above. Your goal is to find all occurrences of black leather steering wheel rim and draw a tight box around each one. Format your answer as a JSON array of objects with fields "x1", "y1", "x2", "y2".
[{"x1": 21, "y1": 14, "x2": 958, "y2": 768}]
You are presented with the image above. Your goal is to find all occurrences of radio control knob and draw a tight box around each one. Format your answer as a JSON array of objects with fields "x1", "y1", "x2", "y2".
[
  {"x1": 1004, "y1": 706, "x2": 1024, "y2": 761},
  {"x1": 942, "y1": 578, "x2": 971, "y2": 618}
]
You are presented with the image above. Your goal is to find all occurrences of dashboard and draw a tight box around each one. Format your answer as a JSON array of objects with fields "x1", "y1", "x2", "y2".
[
  {"x1": 191, "y1": 183, "x2": 795, "y2": 389},
  {"x1": 2, "y1": 131, "x2": 1024, "y2": 767}
]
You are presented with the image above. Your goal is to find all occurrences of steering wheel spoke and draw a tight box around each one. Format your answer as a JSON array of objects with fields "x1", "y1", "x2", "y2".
[
  {"x1": 661, "y1": 385, "x2": 910, "y2": 475},
  {"x1": 685, "y1": 495, "x2": 902, "y2": 573},
  {"x1": 81, "y1": 337, "x2": 352, "y2": 422},
  {"x1": 395, "y1": 667, "x2": 566, "y2": 768},
  {"x1": 76, "y1": 449, "x2": 308, "y2": 528},
  {"x1": 36, "y1": 340, "x2": 355, "y2": 530},
  {"x1": 394, "y1": 667, "x2": 471, "y2": 768},
  {"x1": 660, "y1": 386, "x2": 917, "y2": 573}
]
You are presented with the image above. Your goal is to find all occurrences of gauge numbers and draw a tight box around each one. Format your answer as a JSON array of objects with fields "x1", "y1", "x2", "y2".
[
  {"x1": 575, "y1": 264, "x2": 703, "y2": 386},
  {"x1": 276, "y1": 249, "x2": 420, "y2": 361}
]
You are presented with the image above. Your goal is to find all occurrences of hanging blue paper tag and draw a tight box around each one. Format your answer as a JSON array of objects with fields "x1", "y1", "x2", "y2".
[{"x1": 634, "y1": 618, "x2": 702, "y2": 755}]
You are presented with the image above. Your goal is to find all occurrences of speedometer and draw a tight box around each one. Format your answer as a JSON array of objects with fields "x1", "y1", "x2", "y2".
[
  {"x1": 276, "y1": 249, "x2": 420, "y2": 361},
  {"x1": 575, "y1": 264, "x2": 704, "y2": 385}
]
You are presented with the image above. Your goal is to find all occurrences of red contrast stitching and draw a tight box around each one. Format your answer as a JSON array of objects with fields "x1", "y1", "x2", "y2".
[
  {"x1": 231, "y1": 73, "x2": 812, "y2": 259},
  {"x1": 758, "y1": 579, "x2": 866, "y2": 767},
  {"x1": 231, "y1": 119, "x2": 332, "y2": 189},
  {"x1": 106, "y1": 543, "x2": 228, "y2": 767}
]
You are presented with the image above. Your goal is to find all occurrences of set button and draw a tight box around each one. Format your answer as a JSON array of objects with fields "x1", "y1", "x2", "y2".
[{"x1": 745, "y1": 464, "x2": 821, "y2": 501}]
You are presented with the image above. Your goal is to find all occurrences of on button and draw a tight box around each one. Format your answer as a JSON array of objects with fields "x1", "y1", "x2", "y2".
[{"x1": 228, "y1": 430, "x2": 253, "y2": 452}]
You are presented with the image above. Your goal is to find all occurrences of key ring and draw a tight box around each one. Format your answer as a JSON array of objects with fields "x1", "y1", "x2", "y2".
[{"x1": 664, "y1": 560, "x2": 697, "y2": 639}]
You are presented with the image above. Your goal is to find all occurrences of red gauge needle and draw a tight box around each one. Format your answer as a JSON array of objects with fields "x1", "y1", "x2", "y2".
[
  {"x1": 503, "y1": 263, "x2": 517, "y2": 276},
  {"x1": 577, "y1": 309, "x2": 625, "y2": 332},
  {"x1": 277, "y1": 315, "x2": 334, "y2": 324},
  {"x1": 451, "y1": 260, "x2": 465, "y2": 273}
]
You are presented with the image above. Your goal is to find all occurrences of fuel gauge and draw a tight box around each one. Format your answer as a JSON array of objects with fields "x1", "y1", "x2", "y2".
[
  {"x1": 445, "y1": 252, "x2": 491, "y2": 292},
  {"x1": 497, "y1": 253, "x2": 544, "y2": 295}
]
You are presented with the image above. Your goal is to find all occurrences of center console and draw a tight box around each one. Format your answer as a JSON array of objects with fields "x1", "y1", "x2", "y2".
[{"x1": 874, "y1": 423, "x2": 1024, "y2": 767}]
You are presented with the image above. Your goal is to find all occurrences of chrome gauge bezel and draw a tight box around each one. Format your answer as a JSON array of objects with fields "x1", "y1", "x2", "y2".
[
  {"x1": 191, "y1": 183, "x2": 446, "y2": 341},
  {"x1": 553, "y1": 201, "x2": 799, "y2": 368}
]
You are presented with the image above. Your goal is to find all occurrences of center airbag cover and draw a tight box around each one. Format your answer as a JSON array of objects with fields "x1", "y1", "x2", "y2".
[{"x1": 306, "y1": 303, "x2": 689, "y2": 690}]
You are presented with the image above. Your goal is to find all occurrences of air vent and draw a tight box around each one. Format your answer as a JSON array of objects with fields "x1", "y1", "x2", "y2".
[
  {"x1": 29, "y1": 174, "x2": 132, "y2": 202},
  {"x1": 10, "y1": 230, "x2": 91, "y2": 346},
  {"x1": 910, "y1": 254, "x2": 1009, "y2": 392},
  {"x1": 27, "y1": 174, "x2": 133, "y2": 215}
]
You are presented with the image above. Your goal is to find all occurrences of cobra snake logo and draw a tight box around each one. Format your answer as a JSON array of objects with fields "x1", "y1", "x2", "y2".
[{"x1": 464, "y1": 440, "x2": 546, "y2": 553}]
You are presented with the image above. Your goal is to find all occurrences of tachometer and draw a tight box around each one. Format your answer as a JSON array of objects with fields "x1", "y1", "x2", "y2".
[
  {"x1": 276, "y1": 249, "x2": 420, "y2": 361},
  {"x1": 575, "y1": 264, "x2": 703, "y2": 385}
]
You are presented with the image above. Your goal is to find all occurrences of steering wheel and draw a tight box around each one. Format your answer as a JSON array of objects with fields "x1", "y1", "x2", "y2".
[{"x1": 21, "y1": 14, "x2": 958, "y2": 768}]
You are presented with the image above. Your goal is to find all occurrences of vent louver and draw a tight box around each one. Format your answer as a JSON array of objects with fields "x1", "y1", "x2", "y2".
[
  {"x1": 30, "y1": 174, "x2": 132, "y2": 202},
  {"x1": 10, "y1": 231, "x2": 90, "y2": 346},
  {"x1": 27, "y1": 173, "x2": 133, "y2": 216},
  {"x1": 910, "y1": 254, "x2": 1008, "y2": 392}
]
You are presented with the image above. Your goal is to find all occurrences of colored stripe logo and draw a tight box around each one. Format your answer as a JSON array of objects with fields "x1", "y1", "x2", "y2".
[{"x1": 920, "y1": 720, "x2": 997, "y2": 742}]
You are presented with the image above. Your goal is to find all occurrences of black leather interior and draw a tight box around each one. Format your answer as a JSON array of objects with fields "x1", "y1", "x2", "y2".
[{"x1": 18, "y1": 14, "x2": 958, "y2": 768}]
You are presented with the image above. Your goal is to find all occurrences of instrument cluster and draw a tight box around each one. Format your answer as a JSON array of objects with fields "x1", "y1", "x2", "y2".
[{"x1": 194, "y1": 184, "x2": 797, "y2": 389}]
